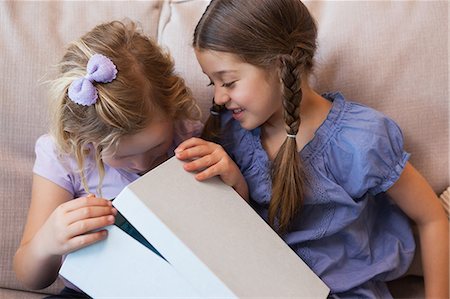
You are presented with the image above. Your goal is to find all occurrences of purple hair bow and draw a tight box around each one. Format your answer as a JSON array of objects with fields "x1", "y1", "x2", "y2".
[{"x1": 68, "y1": 54, "x2": 118, "y2": 106}]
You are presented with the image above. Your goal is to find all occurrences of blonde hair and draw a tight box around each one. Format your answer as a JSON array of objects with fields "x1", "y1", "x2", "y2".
[
  {"x1": 194, "y1": 0, "x2": 317, "y2": 234},
  {"x1": 49, "y1": 20, "x2": 200, "y2": 194}
]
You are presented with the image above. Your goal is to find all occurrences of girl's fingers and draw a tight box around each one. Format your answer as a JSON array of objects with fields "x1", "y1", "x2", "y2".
[
  {"x1": 176, "y1": 144, "x2": 209, "y2": 160},
  {"x1": 67, "y1": 215, "x2": 115, "y2": 238},
  {"x1": 176, "y1": 143, "x2": 223, "y2": 162},
  {"x1": 194, "y1": 162, "x2": 222, "y2": 181},
  {"x1": 61, "y1": 196, "x2": 112, "y2": 213},
  {"x1": 65, "y1": 206, "x2": 117, "y2": 225},
  {"x1": 182, "y1": 152, "x2": 218, "y2": 172},
  {"x1": 175, "y1": 137, "x2": 205, "y2": 152},
  {"x1": 195, "y1": 157, "x2": 241, "y2": 187},
  {"x1": 65, "y1": 229, "x2": 109, "y2": 253},
  {"x1": 175, "y1": 138, "x2": 221, "y2": 160}
]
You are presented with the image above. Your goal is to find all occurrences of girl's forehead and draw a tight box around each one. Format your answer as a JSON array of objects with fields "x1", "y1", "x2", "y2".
[
  {"x1": 196, "y1": 49, "x2": 241, "y2": 66},
  {"x1": 196, "y1": 50, "x2": 249, "y2": 76},
  {"x1": 124, "y1": 120, "x2": 171, "y2": 143},
  {"x1": 104, "y1": 119, "x2": 173, "y2": 156}
]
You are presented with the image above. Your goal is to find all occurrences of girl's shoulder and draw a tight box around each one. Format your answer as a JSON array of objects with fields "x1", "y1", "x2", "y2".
[
  {"x1": 33, "y1": 134, "x2": 79, "y2": 195},
  {"x1": 312, "y1": 92, "x2": 406, "y2": 155},
  {"x1": 35, "y1": 133, "x2": 55, "y2": 149},
  {"x1": 34, "y1": 134, "x2": 68, "y2": 162},
  {"x1": 34, "y1": 134, "x2": 91, "y2": 166},
  {"x1": 315, "y1": 92, "x2": 410, "y2": 196},
  {"x1": 323, "y1": 92, "x2": 402, "y2": 134}
]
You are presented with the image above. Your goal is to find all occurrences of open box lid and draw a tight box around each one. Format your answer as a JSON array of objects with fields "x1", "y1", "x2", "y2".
[{"x1": 110, "y1": 157, "x2": 330, "y2": 298}]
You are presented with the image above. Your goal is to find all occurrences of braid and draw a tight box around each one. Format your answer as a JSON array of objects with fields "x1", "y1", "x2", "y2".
[
  {"x1": 201, "y1": 99, "x2": 225, "y2": 143},
  {"x1": 269, "y1": 51, "x2": 306, "y2": 234},
  {"x1": 280, "y1": 54, "x2": 302, "y2": 135}
]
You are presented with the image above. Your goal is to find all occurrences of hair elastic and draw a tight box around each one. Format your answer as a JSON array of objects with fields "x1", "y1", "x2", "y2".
[
  {"x1": 210, "y1": 109, "x2": 220, "y2": 116},
  {"x1": 68, "y1": 54, "x2": 118, "y2": 106},
  {"x1": 286, "y1": 134, "x2": 297, "y2": 139}
]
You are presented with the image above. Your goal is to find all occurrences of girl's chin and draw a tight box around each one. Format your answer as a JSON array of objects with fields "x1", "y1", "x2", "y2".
[
  {"x1": 137, "y1": 157, "x2": 168, "y2": 175},
  {"x1": 126, "y1": 166, "x2": 151, "y2": 175},
  {"x1": 238, "y1": 120, "x2": 258, "y2": 131}
]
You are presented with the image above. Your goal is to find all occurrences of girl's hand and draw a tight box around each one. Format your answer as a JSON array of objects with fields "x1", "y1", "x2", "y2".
[
  {"x1": 14, "y1": 176, "x2": 117, "y2": 290},
  {"x1": 175, "y1": 137, "x2": 249, "y2": 201},
  {"x1": 37, "y1": 195, "x2": 116, "y2": 256}
]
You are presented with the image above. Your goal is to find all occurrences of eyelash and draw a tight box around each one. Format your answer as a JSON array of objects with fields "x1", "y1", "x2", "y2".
[
  {"x1": 207, "y1": 81, "x2": 236, "y2": 88},
  {"x1": 222, "y1": 81, "x2": 236, "y2": 88}
]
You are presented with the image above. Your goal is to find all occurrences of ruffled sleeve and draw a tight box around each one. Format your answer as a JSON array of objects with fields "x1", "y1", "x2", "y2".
[
  {"x1": 220, "y1": 112, "x2": 272, "y2": 205},
  {"x1": 33, "y1": 134, "x2": 78, "y2": 195},
  {"x1": 220, "y1": 112, "x2": 256, "y2": 169},
  {"x1": 325, "y1": 102, "x2": 410, "y2": 198}
]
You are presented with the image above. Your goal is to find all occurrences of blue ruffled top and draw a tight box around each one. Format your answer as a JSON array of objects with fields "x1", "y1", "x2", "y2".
[{"x1": 221, "y1": 92, "x2": 414, "y2": 297}]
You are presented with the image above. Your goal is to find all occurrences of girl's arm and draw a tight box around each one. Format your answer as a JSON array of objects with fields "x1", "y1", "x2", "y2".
[
  {"x1": 387, "y1": 162, "x2": 449, "y2": 299},
  {"x1": 175, "y1": 137, "x2": 249, "y2": 201},
  {"x1": 13, "y1": 174, "x2": 116, "y2": 290}
]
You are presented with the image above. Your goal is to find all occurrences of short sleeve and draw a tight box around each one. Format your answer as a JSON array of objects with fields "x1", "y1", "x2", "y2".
[
  {"x1": 220, "y1": 111, "x2": 248, "y2": 164},
  {"x1": 327, "y1": 104, "x2": 410, "y2": 198},
  {"x1": 33, "y1": 134, "x2": 77, "y2": 195},
  {"x1": 220, "y1": 111, "x2": 273, "y2": 205}
]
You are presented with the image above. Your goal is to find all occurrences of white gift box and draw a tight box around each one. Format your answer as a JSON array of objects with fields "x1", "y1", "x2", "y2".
[{"x1": 60, "y1": 157, "x2": 330, "y2": 298}]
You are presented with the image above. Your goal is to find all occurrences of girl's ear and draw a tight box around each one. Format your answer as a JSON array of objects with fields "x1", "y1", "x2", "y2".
[
  {"x1": 271, "y1": 58, "x2": 284, "y2": 85},
  {"x1": 271, "y1": 61, "x2": 284, "y2": 95}
]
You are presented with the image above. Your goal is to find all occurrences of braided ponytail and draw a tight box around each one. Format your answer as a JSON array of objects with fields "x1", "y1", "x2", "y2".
[{"x1": 269, "y1": 52, "x2": 306, "y2": 234}]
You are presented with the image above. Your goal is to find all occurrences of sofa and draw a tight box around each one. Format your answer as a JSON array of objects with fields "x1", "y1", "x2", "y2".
[{"x1": 0, "y1": 0, "x2": 448, "y2": 298}]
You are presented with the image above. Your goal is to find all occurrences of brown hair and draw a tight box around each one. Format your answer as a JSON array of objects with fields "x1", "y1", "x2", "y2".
[
  {"x1": 194, "y1": 0, "x2": 317, "y2": 233},
  {"x1": 50, "y1": 20, "x2": 200, "y2": 194}
]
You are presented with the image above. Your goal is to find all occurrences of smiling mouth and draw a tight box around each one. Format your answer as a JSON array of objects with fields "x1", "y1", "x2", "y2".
[
  {"x1": 231, "y1": 108, "x2": 244, "y2": 114},
  {"x1": 230, "y1": 108, "x2": 245, "y2": 121}
]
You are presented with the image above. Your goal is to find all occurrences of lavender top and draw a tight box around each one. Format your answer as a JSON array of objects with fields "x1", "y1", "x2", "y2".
[{"x1": 221, "y1": 92, "x2": 414, "y2": 297}]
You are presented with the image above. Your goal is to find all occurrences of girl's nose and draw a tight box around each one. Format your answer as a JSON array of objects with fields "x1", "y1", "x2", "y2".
[{"x1": 214, "y1": 88, "x2": 230, "y2": 106}]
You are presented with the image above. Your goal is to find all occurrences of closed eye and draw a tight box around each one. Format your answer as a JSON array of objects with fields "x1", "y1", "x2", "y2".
[
  {"x1": 112, "y1": 142, "x2": 164, "y2": 160},
  {"x1": 222, "y1": 81, "x2": 236, "y2": 88}
]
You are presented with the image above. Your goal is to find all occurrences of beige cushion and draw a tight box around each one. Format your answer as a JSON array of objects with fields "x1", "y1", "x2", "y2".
[
  {"x1": 158, "y1": 0, "x2": 213, "y2": 122},
  {"x1": 159, "y1": 0, "x2": 449, "y2": 193},
  {"x1": 0, "y1": 1, "x2": 163, "y2": 293}
]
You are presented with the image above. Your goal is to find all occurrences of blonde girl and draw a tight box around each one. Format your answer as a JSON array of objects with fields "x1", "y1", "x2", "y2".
[{"x1": 14, "y1": 20, "x2": 202, "y2": 296}]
